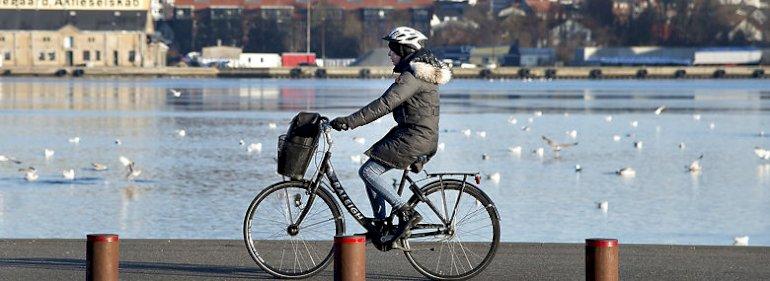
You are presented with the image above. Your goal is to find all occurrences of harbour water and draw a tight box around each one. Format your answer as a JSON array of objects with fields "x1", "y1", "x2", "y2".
[{"x1": 0, "y1": 77, "x2": 769, "y2": 246}]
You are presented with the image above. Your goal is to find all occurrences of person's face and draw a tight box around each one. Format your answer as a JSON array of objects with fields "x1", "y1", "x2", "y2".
[{"x1": 388, "y1": 49, "x2": 401, "y2": 66}]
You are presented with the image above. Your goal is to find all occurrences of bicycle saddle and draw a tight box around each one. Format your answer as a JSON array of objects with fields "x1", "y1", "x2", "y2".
[{"x1": 409, "y1": 155, "x2": 429, "y2": 173}]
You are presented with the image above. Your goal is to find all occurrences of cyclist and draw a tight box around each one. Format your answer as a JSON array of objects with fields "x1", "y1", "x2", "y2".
[{"x1": 330, "y1": 26, "x2": 452, "y2": 244}]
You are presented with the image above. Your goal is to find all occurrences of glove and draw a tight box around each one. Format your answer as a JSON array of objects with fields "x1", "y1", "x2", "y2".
[{"x1": 330, "y1": 117, "x2": 350, "y2": 131}]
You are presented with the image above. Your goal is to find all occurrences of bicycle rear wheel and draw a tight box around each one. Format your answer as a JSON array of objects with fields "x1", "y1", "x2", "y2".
[
  {"x1": 403, "y1": 179, "x2": 500, "y2": 281},
  {"x1": 243, "y1": 181, "x2": 344, "y2": 279}
]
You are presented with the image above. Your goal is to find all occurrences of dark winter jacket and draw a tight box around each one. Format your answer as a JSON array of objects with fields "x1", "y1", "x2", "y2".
[{"x1": 339, "y1": 58, "x2": 452, "y2": 170}]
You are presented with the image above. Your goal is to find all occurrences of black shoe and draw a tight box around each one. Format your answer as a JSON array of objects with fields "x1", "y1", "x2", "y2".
[{"x1": 382, "y1": 206, "x2": 422, "y2": 245}]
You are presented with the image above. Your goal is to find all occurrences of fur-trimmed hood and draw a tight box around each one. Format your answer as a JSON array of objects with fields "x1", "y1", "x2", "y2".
[{"x1": 410, "y1": 61, "x2": 452, "y2": 85}]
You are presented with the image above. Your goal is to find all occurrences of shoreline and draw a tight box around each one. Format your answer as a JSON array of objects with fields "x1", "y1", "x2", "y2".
[{"x1": 2, "y1": 65, "x2": 768, "y2": 79}]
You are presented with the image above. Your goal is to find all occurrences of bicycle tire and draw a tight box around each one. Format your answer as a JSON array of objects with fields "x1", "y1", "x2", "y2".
[
  {"x1": 243, "y1": 181, "x2": 345, "y2": 279},
  {"x1": 403, "y1": 179, "x2": 500, "y2": 281}
]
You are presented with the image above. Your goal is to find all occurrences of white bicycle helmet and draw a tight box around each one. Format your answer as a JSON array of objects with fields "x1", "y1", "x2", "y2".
[{"x1": 383, "y1": 26, "x2": 428, "y2": 51}]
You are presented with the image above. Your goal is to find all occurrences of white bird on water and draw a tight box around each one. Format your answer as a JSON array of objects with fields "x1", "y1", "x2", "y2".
[
  {"x1": 616, "y1": 167, "x2": 636, "y2": 177},
  {"x1": 709, "y1": 122, "x2": 716, "y2": 130},
  {"x1": 119, "y1": 156, "x2": 132, "y2": 167},
  {"x1": 733, "y1": 236, "x2": 749, "y2": 246},
  {"x1": 239, "y1": 139, "x2": 245, "y2": 146},
  {"x1": 350, "y1": 154, "x2": 363, "y2": 164},
  {"x1": 527, "y1": 117, "x2": 535, "y2": 123},
  {"x1": 169, "y1": 89, "x2": 182, "y2": 97},
  {"x1": 176, "y1": 129, "x2": 186, "y2": 137},
  {"x1": 678, "y1": 142, "x2": 686, "y2": 149},
  {"x1": 630, "y1": 121, "x2": 639, "y2": 128},
  {"x1": 476, "y1": 131, "x2": 487, "y2": 138},
  {"x1": 486, "y1": 172, "x2": 501, "y2": 184},
  {"x1": 115, "y1": 139, "x2": 122, "y2": 145},
  {"x1": 612, "y1": 135, "x2": 621, "y2": 142},
  {"x1": 68, "y1": 137, "x2": 80, "y2": 144},
  {"x1": 604, "y1": 115, "x2": 613, "y2": 122},
  {"x1": 508, "y1": 146, "x2": 523, "y2": 155},
  {"x1": 91, "y1": 162, "x2": 108, "y2": 171},
  {"x1": 247, "y1": 143, "x2": 262, "y2": 153},
  {"x1": 542, "y1": 136, "x2": 578, "y2": 152},
  {"x1": 533, "y1": 147, "x2": 545, "y2": 157},
  {"x1": 753, "y1": 147, "x2": 770, "y2": 160},
  {"x1": 62, "y1": 169, "x2": 75, "y2": 180},
  {"x1": 566, "y1": 130, "x2": 578, "y2": 139},
  {"x1": 507, "y1": 116, "x2": 518, "y2": 124},
  {"x1": 634, "y1": 141, "x2": 643, "y2": 149},
  {"x1": 693, "y1": 114, "x2": 701, "y2": 121},
  {"x1": 597, "y1": 201, "x2": 609, "y2": 212},
  {"x1": 353, "y1": 137, "x2": 366, "y2": 145},
  {"x1": 521, "y1": 126, "x2": 531, "y2": 132},
  {"x1": 44, "y1": 149, "x2": 55, "y2": 159},
  {"x1": 534, "y1": 111, "x2": 543, "y2": 117},
  {"x1": 575, "y1": 164, "x2": 583, "y2": 172},
  {"x1": 688, "y1": 155, "x2": 704, "y2": 172},
  {"x1": 654, "y1": 105, "x2": 666, "y2": 115},
  {"x1": 126, "y1": 162, "x2": 142, "y2": 180},
  {"x1": 268, "y1": 122, "x2": 277, "y2": 129},
  {"x1": 19, "y1": 167, "x2": 38, "y2": 182},
  {"x1": 437, "y1": 142, "x2": 445, "y2": 151},
  {"x1": 461, "y1": 129, "x2": 472, "y2": 137},
  {"x1": 0, "y1": 155, "x2": 21, "y2": 164},
  {"x1": 482, "y1": 154, "x2": 490, "y2": 160}
]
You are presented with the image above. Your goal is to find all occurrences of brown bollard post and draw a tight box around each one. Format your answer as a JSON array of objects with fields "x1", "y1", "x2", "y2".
[
  {"x1": 585, "y1": 238, "x2": 619, "y2": 281},
  {"x1": 86, "y1": 234, "x2": 120, "y2": 281},
  {"x1": 334, "y1": 235, "x2": 366, "y2": 281}
]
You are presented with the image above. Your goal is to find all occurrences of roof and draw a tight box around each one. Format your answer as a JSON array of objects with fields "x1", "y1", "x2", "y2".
[{"x1": 0, "y1": 10, "x2": 147, "y2": 31}]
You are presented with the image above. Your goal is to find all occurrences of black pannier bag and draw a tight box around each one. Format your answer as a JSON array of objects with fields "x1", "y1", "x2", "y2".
[{"x1": 277, "y1": 112, "x2": 322, "y2": 180}]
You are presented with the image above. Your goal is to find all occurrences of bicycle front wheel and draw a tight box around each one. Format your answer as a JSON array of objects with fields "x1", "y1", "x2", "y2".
[
  {"x1": 243, "y1": 181, "x2": 344, "y2": 279},
  {"x1": 404, "y1": 179, "x2": 500, "y2": 281}
]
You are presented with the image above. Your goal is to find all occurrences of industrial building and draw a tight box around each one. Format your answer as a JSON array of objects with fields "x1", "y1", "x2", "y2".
[{"x1": 0, "y1": 0, "x2": 167, "y2": 67}]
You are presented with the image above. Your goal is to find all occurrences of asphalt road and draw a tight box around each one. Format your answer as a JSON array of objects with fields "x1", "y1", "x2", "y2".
[{"x1": 1, "y1": 239, "x2": 769, "y2": 280}]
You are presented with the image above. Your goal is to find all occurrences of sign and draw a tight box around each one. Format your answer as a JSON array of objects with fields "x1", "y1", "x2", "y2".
[{"x1": 0, "y1": 0, "x2": 149, "y2": 10}]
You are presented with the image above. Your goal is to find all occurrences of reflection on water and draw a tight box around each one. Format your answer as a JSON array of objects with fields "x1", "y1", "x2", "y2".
[{"x1": 0, "y1": 77, "x2": 769, "y2": 246}]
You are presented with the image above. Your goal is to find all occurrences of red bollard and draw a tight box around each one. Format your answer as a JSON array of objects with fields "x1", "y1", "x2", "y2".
[
  {"x1": 585, "y1": 238, "x2": 619, "y2": 281},
  {"x1": 86, "y1": 234, "x2": 120, "y2": 281},
  {"x1": 334, "y1": 235, "x2": 366, "y2": 281}
]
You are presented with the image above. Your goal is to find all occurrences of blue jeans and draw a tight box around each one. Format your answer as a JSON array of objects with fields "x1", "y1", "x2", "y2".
[{"x1": 358, "y1": 159, "x2": 406, "y2": 219}]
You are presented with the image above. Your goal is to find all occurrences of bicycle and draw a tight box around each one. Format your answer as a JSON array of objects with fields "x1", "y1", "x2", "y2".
[{"x1": 243, "y1": 116, "x2": 500, "y2": 280}]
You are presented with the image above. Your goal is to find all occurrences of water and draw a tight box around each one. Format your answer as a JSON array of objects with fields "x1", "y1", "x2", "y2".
[{"x1": 0, "y1": 77, "x2": 769, "y2": 246}]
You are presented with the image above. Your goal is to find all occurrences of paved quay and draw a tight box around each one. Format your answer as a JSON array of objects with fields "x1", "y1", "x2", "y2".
[{"x1": 1, "y1": 239, "x2": 769, "y2": 280}]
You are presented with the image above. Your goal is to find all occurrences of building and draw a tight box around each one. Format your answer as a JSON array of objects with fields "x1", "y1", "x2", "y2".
[{"x1": 0, "y1": 0, "x2": 167, "y2": 67}]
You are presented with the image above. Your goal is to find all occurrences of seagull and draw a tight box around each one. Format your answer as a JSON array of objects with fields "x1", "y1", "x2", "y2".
[
  {"x1": 176, "y1": 129, "x2": 186, "y2": 137},
  {"x1": 353, "y1": 137, "x2": 366, "y2": 145},
  {"x1": 62, "y1": 169, "x2": 75, "y2": 180},
  {"x1": 239, "y1": 139, "x2": 245, "y2": 146},
  {"x1": 461, "y1": 129, "x2": 472, "y2": 137},
  {"x1": 44, "y1": 149, "x2": 55, "y2": 159},
  {"x1": 616, "y1": 167, "x2": 636, "y2": 177},
  {"x1": 126, "y1": 162, "x2": 142, "y2": 180},
  {"x1": 534, "y1": 111, "x2": 543, "y2": 117},
  {"x1": 541, "y1": 136, "x2": 578, "y2": 152},
  {"x1": 268, "y1": 123, "x2": 277, "y2": 129},
  {"x1": 350, "y1": 154, "x2": 362, "y2": 164},
  {"x1": 634, "y1": 141, "x2": 643, "y2": 149},
  {"x1": 597, "y1": 201, "x2": 608, "y2": 212},
  {"x1": 630, "y1": 121, "x2": 639, "y2": 128},
  {"x1": 688, "y1": 155, "x2": 703, "y2": 172},
  {"x1": 507, "y1": 117, "x2": 518, "y2": 124},
  {"x1": 119, "y1": 156, "x2": 132, "y2": 167},
  {"x1": 709, "y1": 122, "x2": 715, "y2": 130},
  {"x1": 115, "y1": 139, "x2": 122, "y2": 145},
  {"x1": 68, "y1": 137, "x2": 80, "y2": 144},
  {"x1": 486, "y1": 172, "x2": 501, "y2": 184},
  {"x1": 563, "y1": 112, "x2": 570, "y2": 117},
  {"x1": 0, "y1": 155, "x2": 22, "y2": 164},
  {"x1": 693, "y1": 114, "x2": 701, "y2": 121},
  {"x1": 476, "y1": 131, "x2": 487, "y2": 138},
  {"x1": 733, "y1": 236, "x2": 749, "y2": 246},
  {"x1": 247, "y1": 143, "x2": 262, "y2": 153},
  {"x1": 521, "y1": 126, "x2": 531, "y2": 132},
  {"x1": 91, "y1": 163, "x2": 108, "y2": 171},
  {"x1": 508, "y1": 146, "x2": 522, "y2": 155},
  {"x1": 604, "y1": 115, "x2": 613, "y2": 122},
  {"x1": 654, "y1": 106, "x2": 666, "y2": 115},
  {"x1": 19, "y1": 167, "x2": 38, "y2": 181},
  {"x1": 533, "y1": 147, "x2": 545, "y2": 157},
  {"x1": 169, "y1": 89, "x2": 182, "y2": 97},
  {"x1": 566, "y1": 130, "x2": 578, "y2": 139},
  {"x1": 481, "y1": 154, "x2": 490, "y2": 160},
  {"x1": 437, "y1": 142, "x2": 445, "y2": 151},
  {"x1": 612, "y1": 135, "x2": 621, "y2": 142},
  {"x1": 575, "y1": 164, "x2": 583, "y2": 172},
  {"x1": 527, "y1": 117, "x2": 534, "y2": 123},
  {"x1": 753, "y1": 147, "x2": 770, "y2": 160},
  {"x1": 678, "y1": 142, "x2": 686, "y2": 149}
]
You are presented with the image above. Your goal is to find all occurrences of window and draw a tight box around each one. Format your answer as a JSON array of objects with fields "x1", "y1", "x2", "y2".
[
  {"x1": 96, "y1": 50, "x2": 101, "y2": 61},
  {"x1": 83, "y1": 50, "x2": 90, "y2": 61},
  {"x1": 4, "y1": 52, "x2": 10, "y2": 61},
  {"x1": 38, "y1": 52, "x2": 45, "y2": 61},
  {"x1": 48, "y1": 52, "x2": 56, "y2": 61},
  {"x1": 0, "y1": 37, "x2": 5, "y2": 42},
  {"x1": 128, "y1": 50, "x2": 136, "y2": 62},
  {"x1": 42, "y1": 37, "x2": 51, "y2": 42},
  {"x1": 88, "y1": 37, "x2": 95, "y2": 43}
]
